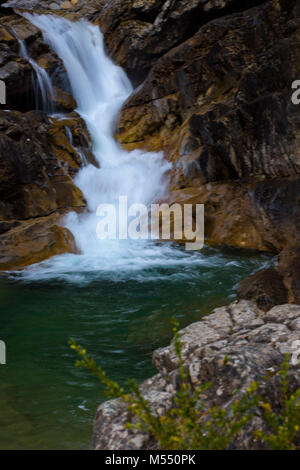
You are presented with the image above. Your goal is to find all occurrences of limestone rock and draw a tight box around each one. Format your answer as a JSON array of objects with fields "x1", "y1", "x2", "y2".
[{"x1": 93, "y1": 301, "x2": 300, "y2": 450}]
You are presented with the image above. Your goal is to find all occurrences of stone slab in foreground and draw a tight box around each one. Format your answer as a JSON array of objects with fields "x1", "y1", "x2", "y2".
[{"x1": 93, "y1": 301, "x2": 300, "y2": 450}]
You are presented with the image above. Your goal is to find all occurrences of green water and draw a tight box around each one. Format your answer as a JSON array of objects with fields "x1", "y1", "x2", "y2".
[{"x1": 0, "y1": 246, "x2": 272, "y2": 450}]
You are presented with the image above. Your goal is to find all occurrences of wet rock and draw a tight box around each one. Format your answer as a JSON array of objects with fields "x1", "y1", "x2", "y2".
[
  {"x1": 0, "y1": 109, "x2": 89, "y2": 220},
  {"x1": 237, "y1": 268, "x2": 288, "y2": 311},
  {"x1": 2, "y1": 0, "x2": 100, "y2": 20},
  {"x1": 277, "y1": 245, "x2": 300, "y2": 304},
  {"x1": 0, "y1": 1, "x2": 299, "y2": 273},
  {"x1": 118, "y1": 1, "x2": 300, "y2": 176},
  {"x1": 0, "y1": 13, "x2": 70, "y2": 112},
  {"x1": 4, "y1": 2, "x2": 268, "y2": 86},
  {"x1": 0, "y1": 109, "x2": 94, "y2": 269},
  {"x1": 116, "y1": 0, "x2": 300, "y2": 256},
  {"x1": 52, "y1": 87, "x2": 76, "y2": 112},
  {"x1": 0, "y1": 9, "x2": 100, "y2": 270},
  {"x1": 92, "y1": 0, "x2": 267, "y2": 86},
  {"x1": 0, "y1": 212, "x2": 77, "y2": 270},
  {"x1": 238, "y1": 242, "x2": 300, "y2": 310},
  {"x1": 93, "y1": 301, "x2": 300, "y2": 450},
  {"x1": 60, "y1": 1, "x2": 73, "y2": 9}
]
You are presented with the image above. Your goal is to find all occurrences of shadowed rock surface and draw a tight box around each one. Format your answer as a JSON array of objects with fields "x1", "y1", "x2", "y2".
[
  {"x1": 237, "y1": 268, "x2": 288, "y2": 311},
  {"x1": 114, "y1": 0, "x2": 300, "y2": 307},
  {"x1": 93, "y1": 301, "x2": 300, "y2": 450},
  {"x1": 0, "y1": 109, "x2": 94, "y2": 269},
  {"x1": 0, "y1": 9, "x2": 96, "y2": 269}
]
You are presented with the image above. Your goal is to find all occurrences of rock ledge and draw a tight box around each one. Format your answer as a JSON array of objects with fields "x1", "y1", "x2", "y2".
[{"x1": 93, "y1": 300, "x2": 300, "y2": 450}]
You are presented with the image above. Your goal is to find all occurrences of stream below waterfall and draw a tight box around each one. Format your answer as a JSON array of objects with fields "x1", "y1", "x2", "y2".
[
  {"x1": 0, "y1": 247, "x2": 272, "y2": 449},
  {"x1": 0, "y1": 14, "x2": 274, "y2": 449}
]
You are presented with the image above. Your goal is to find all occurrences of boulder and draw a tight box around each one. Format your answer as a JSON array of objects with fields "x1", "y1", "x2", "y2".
[
  {"x1": 0, "y1": 10, "x2": 100, "y2": 270},
  {"x1": 93, "y1": 301, "x2": 300, "y2": 450},
  {"x1": 0, "y1": 213, "x2": 77, "y2": 270},
  {"x1": 237, "y1": 268, "x2": 288, "y2": 311},
  {"x1": 0, "y1": 109, "x2": 95, "y2": 269}
]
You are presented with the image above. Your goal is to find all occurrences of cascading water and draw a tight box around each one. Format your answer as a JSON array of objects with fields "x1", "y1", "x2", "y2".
[
  {"x1": 22, "y1": 15, "x2": 170, "y2": 271},
  {"x1": 18, "y1": 13, "x2": 195, "y2": 281},
  {"x1": 15, "y1": 14, "x2": 272, "y2": 284},
  {"x1": 0, "y1": 14, "x2": 274, "y2": 451},
  {"x1": 18, "y1": 38, "x2": 55, "y2": 113}
]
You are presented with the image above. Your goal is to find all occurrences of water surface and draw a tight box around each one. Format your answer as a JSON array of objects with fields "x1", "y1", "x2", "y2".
[{"x1": 0, "y1": 246, "x2": 272, "y2": 449}]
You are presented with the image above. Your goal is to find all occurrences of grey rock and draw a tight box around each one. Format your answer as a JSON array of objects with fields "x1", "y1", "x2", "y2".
[{"x1": 93, "y1": 300, "x2": 300, "y2": 450}]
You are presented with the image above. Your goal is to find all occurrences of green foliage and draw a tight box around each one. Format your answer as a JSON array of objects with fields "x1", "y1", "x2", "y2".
[
  {"x1": 69, "y1": 322, "x2": 300, "y2": 450},
  {"x1": 255, "y1": 354, "x2": 300, "y2": 450}
]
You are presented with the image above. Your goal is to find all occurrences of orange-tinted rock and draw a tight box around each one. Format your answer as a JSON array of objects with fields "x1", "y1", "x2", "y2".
[
  {"x1": 0, "y1": 109, "x2": 89, "y2": 221},
  {"x1": 53, "y1": 87, "x2": 76, "y2": 112},
  {"x1": 237, "y1": 268, "x2": 288, "y2": 311},
  {"x1": 0, "y1": 13, "x2": 75, "y2": 112},
  {"x1": 92, "y1": 0, "x2": 267, "y2": 86},
  {"x1": 48, "y1": 112, "x2": 97, "y2": 175},
  {"x1": 1, "y1": 0, "x2": 300, "y2": 276},
  {"x1": 118, "y1": 1, "x2": 300, "y2": 178},
  {"x1": 0, "y1": 213, "x2": 77, "y2": 270},
  {"x1": 116, "y1": 1, "x2": 300, "y2": 255},
  {"x1": 6, "y1": 1, "x2": 266, "y2": 86},
  {"x1": 165, "y1": 175, "x2": 300, "y2": 254},
  {"x1": 165, "y1": 184, "x2": 267, "y2": 251},
  {"x1": 0, "y1": 108, "x2": 94, "y2": 270},
  {"x1": 0, "y1": 11, "x2": 100, "y2": 271},
  {"x1": 276, "y1": 245, "x2": 300, "y2": 304}
]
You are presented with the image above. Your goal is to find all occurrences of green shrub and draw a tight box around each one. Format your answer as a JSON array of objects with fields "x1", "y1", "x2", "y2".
[
  {"x1": 69, "y1": 319, "x2": 300, "y2": 450},
  {"x1": 255, "y1": 354, "x2": 300, "y2": 450}
]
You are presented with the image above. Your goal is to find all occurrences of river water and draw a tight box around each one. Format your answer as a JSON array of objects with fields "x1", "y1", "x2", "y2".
[{"x1": 0, "y1": 15, "x2": 273, "y2": 449}]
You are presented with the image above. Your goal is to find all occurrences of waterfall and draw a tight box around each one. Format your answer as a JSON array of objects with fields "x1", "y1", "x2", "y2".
[
  {"x1": 22, "y1": 14, "x2": 172, "y2": 271},
  {"x1": 18, "y1": 38, "x2": 55, "y2": 113}
]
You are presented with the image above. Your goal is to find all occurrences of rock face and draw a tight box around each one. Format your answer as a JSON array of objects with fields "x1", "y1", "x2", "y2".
[
  {"x1": 237, "y1": 268, "x2": 288, "y2": 311},
  {"x1": 0, "y1": 10, "x2": 96, "y2": 269},
  {"x1": 0, "y1": 13, "x2": 65, "y2": 111},
  {"x1": 3, "y1": 2, "x2": 270, "y2": 87},
  {"x1": 111, "y1": 0, "x2": 300, "y2": 307},
  {"x1": 93, "y1": 301, "x2": 300, "y2": 450},
  {"x1": 0, "y1": 109, "x2": 94, "y2": 269},
  {"x1": 91, "y1": 0, "x2": 267, "y2": 86},
  {"x1": 116, "y1": 0, "x2": 300, "y2": 248},
  {"x1": 0, "y1": 0, "x2": 299, "y2": 292}
]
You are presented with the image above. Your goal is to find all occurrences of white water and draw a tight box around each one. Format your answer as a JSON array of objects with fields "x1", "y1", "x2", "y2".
[
  {"x1": 8, "y1": 14, "x2": 273, "y2": 284},
  {"x1": 18, "y1": 38, "x2": 55, "y2": 113},
  {"x1": 17, "y1": 14, "x2": 180, "y2": 280}
]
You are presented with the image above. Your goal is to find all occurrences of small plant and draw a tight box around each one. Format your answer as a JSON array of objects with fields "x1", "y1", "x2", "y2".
[
  {"x1": 69, "y1": 321, "x2": 300, "y2": 450},
  {"x1": 255, "y1": 354, "x2": 300, "y2": 450}
]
